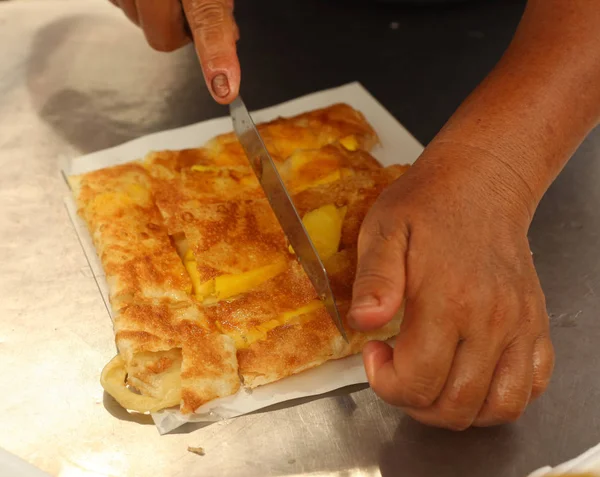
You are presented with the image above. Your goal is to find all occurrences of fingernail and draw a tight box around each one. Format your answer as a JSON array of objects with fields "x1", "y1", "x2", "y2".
[
  {"x1": 351, "y1": 295, "x2": 380, "y2": 311},
  {"x1": 211, "y1": 74, "x2": 230, "y2": 98},
  {"x1": 348, "y1": 295, "x2": 381, "y2": 330}
]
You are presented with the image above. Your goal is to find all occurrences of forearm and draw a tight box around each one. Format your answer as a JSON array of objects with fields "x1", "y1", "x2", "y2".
[{"x1": 426, "y1": 0, "x2": 600, "y2": 217}]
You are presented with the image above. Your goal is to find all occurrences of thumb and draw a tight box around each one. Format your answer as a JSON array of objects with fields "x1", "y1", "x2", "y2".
[{"x1": 349, "y1": 204, "x2": 407, "y2": 331}]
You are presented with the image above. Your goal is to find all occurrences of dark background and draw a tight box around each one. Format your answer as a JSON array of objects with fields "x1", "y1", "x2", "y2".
[{"x1": 234, "y1": 0, "x2": 526, "y2": 144}]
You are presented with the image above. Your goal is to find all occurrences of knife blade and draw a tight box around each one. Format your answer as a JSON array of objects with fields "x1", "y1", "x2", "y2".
[{"x1": 229, "y1": 96, "x2": 348, "y2": 343}]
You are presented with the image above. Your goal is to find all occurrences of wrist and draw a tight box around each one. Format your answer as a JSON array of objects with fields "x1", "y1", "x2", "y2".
[
  {"x1": 428, "y1": 81, "x2": 579, "y2": 219},
  {"x1": 429, "y1": 20, "x2": 600, "y2": 211},
  {"x1": 415, "y1": 139, "x2": 542, "y2": 228}
]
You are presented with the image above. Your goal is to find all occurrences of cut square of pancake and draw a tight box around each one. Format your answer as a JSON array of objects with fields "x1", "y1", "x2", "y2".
[
  {"x1": 147, "y1": 165, "x2": 263, "y2": 236},
  {"x1": 205, "y1": 252, "x2": 402, "y2": 388},
  {"x1": 292, "y1": 164, "x2": 410, "y2": 250},
  {"x1": 237, "y1": 300, "x2": 403, "y2": 388},
  {"x1": 147, "y1": 142, "x2": 384, "y2": 237},
  {"x1": 179, "y1": 199, "x2": 292, "y2": 302},
  {"x1": 278, "y1": 143, "x2": 382, "y2": 193},
  {"x1": 204, "y1": 260, "x2": 344, "y2": 386},
  {"x1": 255, "y1": 103, "x2": 378, "y2": 162},
  {"x1": 69, "y1": 164, "x2": 191, "y2": 312},
  {"x1": 103, "y1": 300, "x2": 240, "y2": 414}
]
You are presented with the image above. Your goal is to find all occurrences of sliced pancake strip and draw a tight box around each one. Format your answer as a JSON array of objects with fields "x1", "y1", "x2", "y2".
[
  {"x1": 143, "y1": 103, "x2": 378, "y2": 176},
  {"x1": 144, "y1": 104, "x2": 379, "y2": 237},
  {"x1": 70, "y1": 165, "x2": 241, "y2": 414},
  {"x1": 148, "y1": 142, "x2": 382, "y2": 236},
  {"x1": 69, "y1": 163, "x2": 192, "y2": 311}
]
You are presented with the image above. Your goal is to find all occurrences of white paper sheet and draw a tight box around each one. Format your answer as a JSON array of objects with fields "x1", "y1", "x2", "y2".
[
  {"x1": 63, "y1": 82, "x2": 424, "y2": 434},
  {"x1": 527, "y1": 441, "x2": 600, "y2": 476}
]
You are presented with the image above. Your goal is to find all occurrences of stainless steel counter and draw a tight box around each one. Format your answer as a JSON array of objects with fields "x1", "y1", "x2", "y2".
[{"x1": 1, "y1": 1, "x2": 599, "y2": 476}]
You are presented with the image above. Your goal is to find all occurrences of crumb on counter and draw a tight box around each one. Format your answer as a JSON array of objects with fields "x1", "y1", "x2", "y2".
[{"x1": 187, "y1": 446, "x2": 205, "y2": 456}]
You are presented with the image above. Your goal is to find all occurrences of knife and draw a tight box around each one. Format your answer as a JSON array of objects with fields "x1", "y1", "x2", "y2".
[{"x1": 230, "y1": 96, "x2": 348, "y2": 343}]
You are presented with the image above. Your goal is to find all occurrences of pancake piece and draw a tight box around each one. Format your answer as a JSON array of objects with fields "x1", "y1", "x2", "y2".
[
  {"x1": 291, "y1": 164, "x2": 410, "y2": 250},
  {"x1": 70, "y1": 165, "x2": 240, "y2": 414},
  {"x1": 182, "y1": 199, "x2": 289, "y2": 284},
  {"x1": 148, "y1": 141, "x2": 382, "y2": 236},
  {"x1": 278, "y1": 143, "x2": 382, "y2": 193},
  {"x1": 69, "y1": 164, "x2": 191, "y2": 311},
  {"x1": 143, "y1": 103, "x2": 378, "y2": 175},
  {"x1": 256, "y1": 103, "x2": 378, "y2": 160},
  {"x1": 147, "y1": 165, "x2": 262, "y2": 236},
  {"x1": 208, "y1": 251, "x2": 402, "y2": 388},
  {"x1": 103, "y1": 300, "x2": 239, "y2": 414},
  {"x1": 178, "y1": 322, "x2": 240, "y2": 414},
  {"x1": 237, "y1": 301, "x2": 403, "y2": 388},
  {"x1": 205, "y1": 260, "x2": 341, "y2": 387}
]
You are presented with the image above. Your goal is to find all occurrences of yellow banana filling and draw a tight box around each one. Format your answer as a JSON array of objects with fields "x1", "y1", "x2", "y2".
[
  {"x1": 217, "y1": 300, "x2": 324, "y2": 349},
  {"x1": 184, "y1": 249, "x2": 287, "y2": 303},
  {"x1": 339, "y1": 135, "x2": 359, "y2": 151},
  {"x1": 289, "y1": 204, "x2": 347, "y2": 260}
]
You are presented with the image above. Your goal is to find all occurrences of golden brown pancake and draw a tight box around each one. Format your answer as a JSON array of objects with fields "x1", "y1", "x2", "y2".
[
  {"x1": 143, "y1": 103, "x2": 378, "y2": 174},
  {"x1": 70, "y1": 103, "x2": 409, "y2": 415},
  {"x1": 68, "y1": 164, "x2": 191, "y2": 312}
]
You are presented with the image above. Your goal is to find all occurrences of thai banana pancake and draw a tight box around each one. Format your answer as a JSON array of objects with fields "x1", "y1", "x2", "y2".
[{"x1": 69, "y1": 104, "x2": 410, "y2": 414}]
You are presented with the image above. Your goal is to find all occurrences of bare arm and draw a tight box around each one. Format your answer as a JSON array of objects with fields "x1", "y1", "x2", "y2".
[
  {"x1": 351, "y1": 0, "x2": 600, "y2": 429},
  {"x1": 436, "y1": 0, "x2": 600, "y2": 214}
]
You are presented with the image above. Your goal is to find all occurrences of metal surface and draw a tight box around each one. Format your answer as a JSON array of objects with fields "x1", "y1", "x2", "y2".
[
  {"x1": 1, "y1": 1, "x2": 599, "y2": 476},
  {"x1": 229, "y1": 96, "x2": 347, "y2": 342}
]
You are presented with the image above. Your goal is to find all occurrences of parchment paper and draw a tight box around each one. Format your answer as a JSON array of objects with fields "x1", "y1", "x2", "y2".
[
  {"x1": 527, "y1": 441, "x2": 600, "y2": 476},
  {"x1": 63, "y1": 82, "x2": 424, "y2": 434}
]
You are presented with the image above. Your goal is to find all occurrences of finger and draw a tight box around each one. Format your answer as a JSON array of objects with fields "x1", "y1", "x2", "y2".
[
  {"x1": 405, "y1": 335, "x2": 503, "y2": 431},
  {"x1": 182, "y1": 0, "x2": 240, "y2": 103},
  {"x1": 228, "y1": 0, "x2": 239, "y2": 40},
  {"x1": 136, "y1": 0, "x2": 190, "y2": 52},
  {"x1": 530, "y1": 333, "x2": 554, "y2": 400},
  {"x1": 349, "y1": 205, "x2": 408, "y2": 331},
  {"x1": 364, "y1": 299, "x2": 460, "y2": 409},
  {"x1": 117, "y1": 0, "x2": 139, "y2": 25},
  {"x1": 473, "y1": 338, "x2": 534, "y2": 427},
  {"x1": 233, "y1": 20, "x2": 240, "y2": 42}
]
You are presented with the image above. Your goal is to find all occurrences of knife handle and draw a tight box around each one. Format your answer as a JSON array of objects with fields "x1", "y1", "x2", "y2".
[{"x1": 179, "y1": 0, "x2": 193, "y2": 38}]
